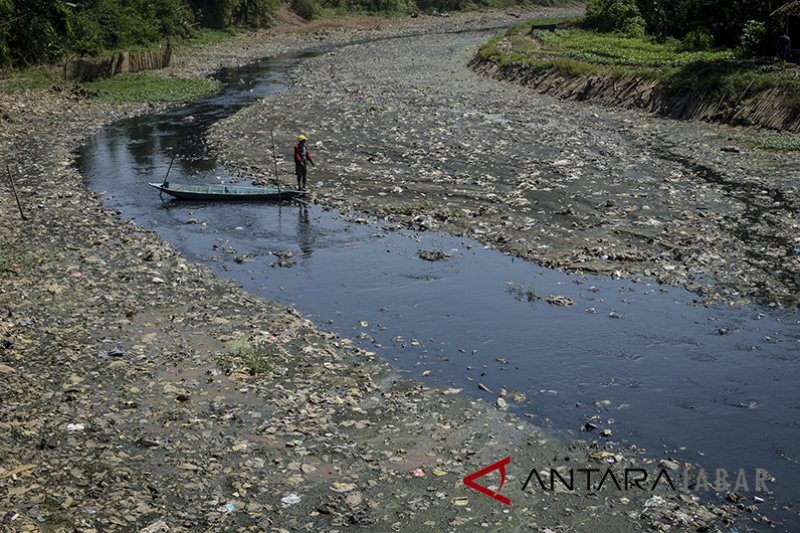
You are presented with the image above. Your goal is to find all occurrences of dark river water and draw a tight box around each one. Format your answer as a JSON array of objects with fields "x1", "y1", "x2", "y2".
[{"x1": 76, "y1": 51, "x2": 800, "y2": 528}]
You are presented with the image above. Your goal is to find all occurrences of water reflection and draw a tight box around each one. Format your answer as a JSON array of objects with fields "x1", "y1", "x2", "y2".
[{"x1": 297, "y1": 204, "x2": 314, "y2": 262}]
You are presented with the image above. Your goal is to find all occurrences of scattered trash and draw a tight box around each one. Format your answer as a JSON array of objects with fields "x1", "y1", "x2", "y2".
[
  {"x1": 281, "y1": 494, "x2": 302, "y2": 506},
  {"x1": 645, "y1": 495, "x2": 665, "y2": 508},
  {"x1": 544, "y1": 295, "x2": 573, "y2": 307},
  {"x1": 418, "y1": 249, "x2": 450, "y2": 262},
  {"x1": 140, "y1": 520, "x2": 169, "y2": 533},
  {"x1": 331, "y1": 482, "x2": 356, "y2": 493}
]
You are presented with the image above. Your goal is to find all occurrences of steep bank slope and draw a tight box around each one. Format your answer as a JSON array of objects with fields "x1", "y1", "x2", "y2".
[{"x1": 470, "y1": 54, "x2": 800, "y2": 132}]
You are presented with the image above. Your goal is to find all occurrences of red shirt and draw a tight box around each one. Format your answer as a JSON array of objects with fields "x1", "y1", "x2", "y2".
[{"x1": 294, "y1": 143, "x2": 313, "y2": 164}]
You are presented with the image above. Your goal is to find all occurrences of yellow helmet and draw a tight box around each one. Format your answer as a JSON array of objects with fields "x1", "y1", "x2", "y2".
[{"x1": 297, "y1": 134, "x2": 306, "y2": 141}]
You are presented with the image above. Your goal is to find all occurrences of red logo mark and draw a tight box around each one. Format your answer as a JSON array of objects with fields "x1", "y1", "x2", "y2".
[{"x1": 463, "y1": 456, "x2": 511, "y2": 506}]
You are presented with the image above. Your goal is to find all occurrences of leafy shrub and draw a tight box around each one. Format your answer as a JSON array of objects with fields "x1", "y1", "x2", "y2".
[
  {"x1": 736, "y1": 19, "x2": 766, "y2": 58},
  {"x1": 680, "y1": 27, "x2": 714, "y2": 51},
  {"x1": 69, "y1": 0, "x2": 194, "y2": 56},
  {"x1": 189, "y1": 0, "x2": 237, "y2": 29},
  {"x1": 2, "y1": 0, "x2": 72, "y2": 66},
  {"x1": 0, "y1": 0, "x2": 12, "y2": 67},
  {"x1": 620, "y1": 14, "x2": 646, "y2": 38},
  {"x1": 291, "y1": 0, "x2": 317, "y2": 19},
  {"x1": 233, "y1": 0, "x2": 280, "y2": 27},
  {"x1": 585, "y1": 0, "x2": 642, "y2": 34}
]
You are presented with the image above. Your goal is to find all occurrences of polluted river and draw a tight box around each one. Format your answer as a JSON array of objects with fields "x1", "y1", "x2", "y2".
[{"x1": 77, "y1": 27, "x2": 799, "y2": 530}]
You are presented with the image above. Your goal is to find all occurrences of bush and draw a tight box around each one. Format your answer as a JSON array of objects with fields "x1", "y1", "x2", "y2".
[
  {"x1": 233, "y1": 0, "x2": 280, "y2": 27},
  {"x1": 68, "y1": 0, "x2": 195, "y2": 56},
  {"x1": 0, "y1": 0, "x2": 12, "y2": 67},
  {"x1": 585, "y1": 0, "x2": 642, "y2": 34},
  {"x1": 291, "y1": 0, "x2": 317, "y2": 19},
  {"x1": 620, "y1": 14, "x2": 646, "y2": 38},
  {"x1": 2, "y1": 0, "x2": 72, "y2": 66},
  {"x1": 736, "y1": 19, "x2": 766, "y2": 58},
  {"x1": 680, "y1": 27, "x2": 714, "y2": 51}
]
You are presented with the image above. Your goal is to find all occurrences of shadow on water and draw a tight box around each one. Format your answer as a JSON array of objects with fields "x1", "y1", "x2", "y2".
[{"x1": 77, "y1": 50, "x2": 800, "y2": 528}]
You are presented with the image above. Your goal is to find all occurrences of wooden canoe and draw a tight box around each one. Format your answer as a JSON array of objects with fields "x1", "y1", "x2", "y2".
[{"x1": 149, "y1": 182, "x2": 306, "y2": 201}]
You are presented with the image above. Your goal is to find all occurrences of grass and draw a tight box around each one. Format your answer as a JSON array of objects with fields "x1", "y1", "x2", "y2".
[
  {"x1": 224, "y1": 340, "x2": 275, "y2": 375},
  {"x1": 530, "y1": 29, "x2": 733, "y2": 67},
  {"x1": 478, "y1": 17, "x2": 799, "y2": 113},
  {"x1": 0, "y1": 247, "x2": 24, "y2": 273},
  {"x1": 393, "y1": 200, "x2": 452, "y2": 219},
  {"x1": 84, "y1": 72, "x2": 220, "y2": 103},
  {"x1": 181, "y1": 28, "x2": 239, "y2": 48},
  {"x1": 0, "y1": 66, "x2": 60, "y2": 93}
]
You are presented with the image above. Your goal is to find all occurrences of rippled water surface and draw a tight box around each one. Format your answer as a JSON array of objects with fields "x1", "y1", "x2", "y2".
[{"x1": 77, "y1": 50, "x2": 800, "y2": 528}]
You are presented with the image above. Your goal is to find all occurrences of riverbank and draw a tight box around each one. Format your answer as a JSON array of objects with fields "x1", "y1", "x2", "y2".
[
  {"x1": 0, "y1": 8, "x2": 757, "y2": 533},
  {"x1": 471, "y1": 19, "x2": 800, "y2": 132}
]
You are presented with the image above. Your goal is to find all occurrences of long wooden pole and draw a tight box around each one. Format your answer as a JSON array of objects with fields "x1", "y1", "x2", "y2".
[
  {"x1": 162, "y1": 154, "x2": 176, "y2": 186},
  {"x1": 5, "y1": 164, "x2": 26, "y2": 220},
  {"x1": 271, "y1": 129, "x2": 281, "y2": 195}
]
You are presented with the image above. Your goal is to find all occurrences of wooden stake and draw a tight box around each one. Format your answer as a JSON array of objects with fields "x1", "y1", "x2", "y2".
[{"x1": 5, "y1": 164, "x2": 27, "y2": 220}]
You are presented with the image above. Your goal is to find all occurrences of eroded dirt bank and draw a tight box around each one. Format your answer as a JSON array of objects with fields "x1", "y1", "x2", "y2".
[
  {"x1": 0, "y1": 8, "x2": 758, "y2": 533},
  {"x1": 470, "y1": 57, "x2": 800, "y2": 132},
  {"x1": 210, "y1": 18, "x2": 800, "y2": 308}
]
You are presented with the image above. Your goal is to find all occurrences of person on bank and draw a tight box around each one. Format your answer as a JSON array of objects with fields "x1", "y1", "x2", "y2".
[
  {"x1": 294, "y1": 134, "x2": 314, "y2": 190},
  {"x1": 777, "y1": 33, "x2": 791, "y2": 66}
]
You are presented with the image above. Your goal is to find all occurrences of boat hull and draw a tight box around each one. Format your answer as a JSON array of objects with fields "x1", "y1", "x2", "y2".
[{"x1": 149, "y1": 182, "x2": 305, "y2": 201}]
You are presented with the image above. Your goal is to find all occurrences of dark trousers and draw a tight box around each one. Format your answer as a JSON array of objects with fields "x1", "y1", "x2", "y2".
[{"x1": 295, "y1": 162, "x2": 307, "y2": 189}]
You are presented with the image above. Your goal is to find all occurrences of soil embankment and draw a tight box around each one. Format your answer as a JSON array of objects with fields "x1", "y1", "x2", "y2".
[
  {"x1": 0, "y1": 8, "x2": 753, "y2": 532},
  {"x1": 470, "y1": 56, "x2": 800, "y2": 132}
]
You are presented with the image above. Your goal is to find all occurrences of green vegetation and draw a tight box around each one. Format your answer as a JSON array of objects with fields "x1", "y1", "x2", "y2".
[
  {"x1": 531, "y1": 28, "x2": 733, "y2": 66},
  {"x1": 0, "y1": 0, "x2": 272, "y2": 70},
  {"x1": 479, "y1": 18, "x2": 733, "y2": 68},
  {"x1": 0, "y1": 66, "x2": 60, "y2": 92},
  {"x1": 292, "y1": 0, "x2": 318, "y2": 20},
  {"x1": 752, "y1": 134, "x2": 800, "y2": 152},
  {"x1": 223, "y1": 340, "x2": 275, "y2": 374},
  {"x1": 0, "y1": 245, "x2": 24, "y2": 273},
  {"x1": 187, "y1": 28, "x2": 240, "y2": 46},
  {"x1": 84, "y1": 72, "x2": 220, "y2": 103},
  {"x1": 478, "y1": 12, "x2": 800, "y2": 114},
  {"x1": 585, "y1": 0, "x2": 780, "y2": 52},
  {"x1": 585, "y1": 0, "x2": 644, "y2": 37},
  {"x1": 394, "y1": 200, "x2": 452, "y2": 219}
]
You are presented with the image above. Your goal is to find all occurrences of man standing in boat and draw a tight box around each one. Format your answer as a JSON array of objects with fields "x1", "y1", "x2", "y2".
[{"x1": 294, "y1": 134, "x2": 314, "y2": 190}]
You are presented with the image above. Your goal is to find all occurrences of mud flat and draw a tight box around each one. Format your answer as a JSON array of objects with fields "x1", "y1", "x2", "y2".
[{"x1": 0, "y1": 8, "x2": 772, "y2": 533}]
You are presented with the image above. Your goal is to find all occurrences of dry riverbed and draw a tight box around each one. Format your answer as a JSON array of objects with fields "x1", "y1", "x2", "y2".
[{"x1": 0, "y1": 8, "x2": 768, "y2": 533}]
